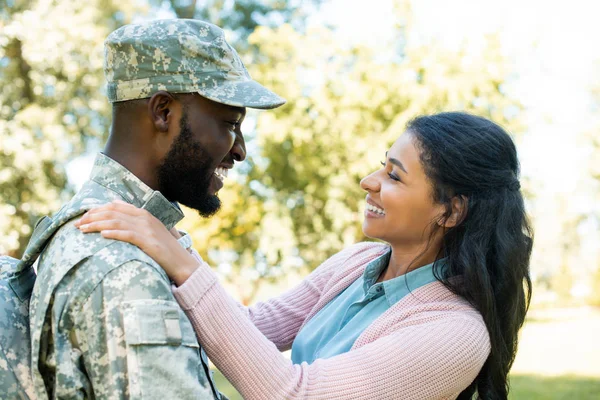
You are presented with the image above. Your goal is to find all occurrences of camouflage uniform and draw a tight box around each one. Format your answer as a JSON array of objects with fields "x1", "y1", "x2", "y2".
[
  {"x1": 1, "y1": 256, "x2": 36, "y2": 399},
  {"x1": 30, "y1": 154, "x2": 217, "y2": 399},
  {"x1": 29, "y1": 19, "x2": 285, "y2": 399}
]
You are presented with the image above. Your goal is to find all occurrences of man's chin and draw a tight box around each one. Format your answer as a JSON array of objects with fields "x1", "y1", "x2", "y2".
[{"x1": 183, "y1": 195, "x2": 221, "y2": 218}]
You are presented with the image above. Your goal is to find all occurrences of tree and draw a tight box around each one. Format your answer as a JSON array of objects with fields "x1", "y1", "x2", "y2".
[
  {"x1": 586, "y1": 62, "x2": 600, "y2": 306},
  {"x1": 2, "y1": 1, "x2": 524, "y2": 305},
  {"x1": 179, "y1": 7, "x2": 523, "y2": 302},
  {"x1": 0, "y1": 0, "x2": 146, "y2": 256},
  {"x1": 0, "y1": 0, "x2": 319, "y2": 257},
  {"x1": 165, "y1": 0, "x2": 319, "y2": 36}
]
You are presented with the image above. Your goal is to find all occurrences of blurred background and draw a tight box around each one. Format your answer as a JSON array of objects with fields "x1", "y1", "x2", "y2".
[{"x1": 1, "y1": 0, "x2": 599, "y2": 398}]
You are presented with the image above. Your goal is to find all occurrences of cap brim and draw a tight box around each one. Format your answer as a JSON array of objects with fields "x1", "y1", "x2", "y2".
[{"x1": 197, "y1": 79, "x2": 286, "y2": 110}]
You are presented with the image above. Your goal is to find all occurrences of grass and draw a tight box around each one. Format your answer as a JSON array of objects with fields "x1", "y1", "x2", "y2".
[
  {"x1": 213, "y1": 371, "x2": 600, "y2": 400},
  {"x1": 210, "y1": 307, "x2": 600, "y2": 399},
  {"x1": 212, "y1": 370, "x2": 241, "y2": 400},
  {"x1": 509, "y1": 375, "x2": 600, "y2": 399}
]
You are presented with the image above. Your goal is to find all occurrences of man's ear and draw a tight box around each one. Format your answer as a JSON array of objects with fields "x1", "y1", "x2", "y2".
[
  {"x1": 148, "y1": 91, "x2": 177, "y2": 133},
  {"x1": 440, "y1": 195, "x2": 468, "y2": 228}
]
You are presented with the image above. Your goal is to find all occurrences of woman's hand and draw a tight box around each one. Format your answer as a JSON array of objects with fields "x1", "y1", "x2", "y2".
[{"x1": 75, "y1": 200, "x2": 199, "y2": 285}]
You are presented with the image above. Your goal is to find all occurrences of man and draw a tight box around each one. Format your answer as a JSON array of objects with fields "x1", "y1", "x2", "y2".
[{"x1": 29, "y1": 19, "x2": 285, "y2": 399}]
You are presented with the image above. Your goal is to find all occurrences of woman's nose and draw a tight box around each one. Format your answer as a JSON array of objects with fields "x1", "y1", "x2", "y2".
[{"x1": 360, "y1": 171, "x2": 380, "y2": 192}]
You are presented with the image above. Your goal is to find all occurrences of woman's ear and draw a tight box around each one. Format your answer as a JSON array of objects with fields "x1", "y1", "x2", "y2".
[
  {"x1": 148, "y1": 91, "x2": 176, "y2": 133},
  {"x1": 441, "y1": 195, "x2": 468, "y2": 228}
]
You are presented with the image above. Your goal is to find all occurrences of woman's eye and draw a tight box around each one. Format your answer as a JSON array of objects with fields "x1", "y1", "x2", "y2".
[
  {"x1": 380, "y1": 160, "x2": 386, "y2": 167},
  {"x1": 388, "y1": 173, "x2": 401, "y2": 182}
]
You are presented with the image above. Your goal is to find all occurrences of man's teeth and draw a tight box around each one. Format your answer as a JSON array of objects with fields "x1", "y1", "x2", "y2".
[
  {"x1": 214, "y1": 167, "x2": 228, "y2": 182},
  {"x1": 366, "y1": 203, "x2": 385, "y2": 215}
]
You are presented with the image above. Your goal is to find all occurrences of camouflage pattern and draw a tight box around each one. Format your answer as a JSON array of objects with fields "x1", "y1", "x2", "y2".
[
  {"x1": 0, "y1": 257, "x2": 36, "y2": 399},
  {"x1": 104, "y1": 19, "x2": 285, "y2": 109},
  {"x1": 1, "y1": 212, "x2": 83, "y2": 399},
  {"x1": 29, "y1": 153, "x2": 219, "y2": 399}
]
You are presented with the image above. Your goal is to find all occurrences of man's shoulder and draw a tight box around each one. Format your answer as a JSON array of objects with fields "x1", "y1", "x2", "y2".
[
  {"x1": 37, "y1": 176, "x2": 157, "y2": 278},
  {"x1": 34, "y1": 219, "x2": 166, "y2": 304},
  {"x1": 42, "y1": 218, "x2": 155, "y2": 270}
]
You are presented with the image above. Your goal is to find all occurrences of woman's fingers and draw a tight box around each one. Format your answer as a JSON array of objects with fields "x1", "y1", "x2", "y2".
[
  {"x1": 76, "y1": 200, "x2": 148, "y2": 226},
  {"x1": 76, "y1": 210, "x2": 132, "y2": 228},
  {"x1": 100, "y1": 229, "x2": 140, "y2": 244},
  {"x1": 75, "y1": 199, "x2": 199, "y2": 285},
  {"x1": 80, "y1": 200, "x2": 143, "y2": 219},
  {"x1": 79, "y1": 219, "x2": 146, "y2": 249},
  {"x1": 78, "y1": 219, "x2": 127, "y2": 233}
]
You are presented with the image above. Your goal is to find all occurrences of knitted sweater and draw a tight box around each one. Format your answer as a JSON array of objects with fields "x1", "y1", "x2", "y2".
[{"x1": 173, "y1": 242, "x2": 491, "y2": 400}]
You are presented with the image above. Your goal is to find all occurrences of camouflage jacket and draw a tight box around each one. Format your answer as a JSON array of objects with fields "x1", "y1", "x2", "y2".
[{"x1": 29, "y1": 153, "x2": 218, "y2": 399}]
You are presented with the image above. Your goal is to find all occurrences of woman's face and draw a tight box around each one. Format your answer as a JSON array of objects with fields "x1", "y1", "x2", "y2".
[{"x1": 360, "y1": 132, "x2": 446, "y2": 248}]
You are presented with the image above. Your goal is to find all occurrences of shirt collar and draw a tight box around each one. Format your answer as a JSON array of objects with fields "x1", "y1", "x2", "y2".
[
  {"x1": 383, "y1": 259, "x2": 442, "y2": 306},
  {"x1": 362, "y1": 250, "x2": 391, "y2": 293},
  {"x1": 362, "y1": 247, "x2": 445, "y2": 306},
  {"x1": 89, "y1": 153, "x2": 184, "y2": 230}
]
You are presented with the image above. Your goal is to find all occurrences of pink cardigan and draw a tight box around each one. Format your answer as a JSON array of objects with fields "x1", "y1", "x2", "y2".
[{"x1": 173, "y1": 242, "x2": 491, "y2": 400}]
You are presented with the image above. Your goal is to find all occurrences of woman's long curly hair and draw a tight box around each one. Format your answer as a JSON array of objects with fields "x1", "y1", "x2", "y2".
[{"x1": 407, "y1": 112, "x2": 533, "y2": 400}]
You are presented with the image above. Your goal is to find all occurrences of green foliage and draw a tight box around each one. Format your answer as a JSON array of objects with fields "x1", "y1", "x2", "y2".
[
  {"x1": 588, "y1": 267, "x2": 600, "y2": 306},
  {"x1": 0, "y1": 0, "x2": 316, "y2": 257},
  {"x1": 589, "y1": 67, "x2": 600, "y2": 307},
  {"x1": 1, "y1": 1, "x2": 522, "y2": 303},
  {"x1": 182, "y1": 16, "x2": 522, "y2": 295},
  {"x1": 0, "y1": 0, "x2": 146, "y2": 255},
  {"x1": 164, "y1": 0, "x2": 322, "y2": 46}
]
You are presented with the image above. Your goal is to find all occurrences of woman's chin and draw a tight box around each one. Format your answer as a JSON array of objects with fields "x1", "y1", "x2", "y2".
[{"x1": 361, "y1": 223, "x2": 380, "y2": 240}]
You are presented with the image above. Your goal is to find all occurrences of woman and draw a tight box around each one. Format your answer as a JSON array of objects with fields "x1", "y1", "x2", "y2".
[{"x1": 77, "y1": 112, "x2": 533, "y2": 399}]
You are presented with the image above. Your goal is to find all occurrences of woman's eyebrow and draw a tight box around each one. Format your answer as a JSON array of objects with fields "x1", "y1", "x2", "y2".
[
  {"x1": 389, "y1": 158, "x2": 408, "y2": 174},
  {"x1": 385, "y1": 152, "x2": 408, "y2": 174}
]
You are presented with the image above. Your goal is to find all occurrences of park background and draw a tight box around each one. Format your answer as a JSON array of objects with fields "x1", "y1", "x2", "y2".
[{"x1": 1, "y1": 0, "x2": 599, "y2": 398}]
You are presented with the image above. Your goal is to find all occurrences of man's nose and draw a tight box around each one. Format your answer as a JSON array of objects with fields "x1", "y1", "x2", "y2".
[{"x1": 231, "y1": 135, "x2": 246, "y2": 162}]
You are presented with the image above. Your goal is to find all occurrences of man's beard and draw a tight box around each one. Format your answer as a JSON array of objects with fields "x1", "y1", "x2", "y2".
[{"x1": 157, "y1": 113, "x2": 221, "y2": 218}]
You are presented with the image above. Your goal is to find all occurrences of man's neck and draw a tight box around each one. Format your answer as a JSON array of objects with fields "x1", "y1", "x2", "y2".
[{"x1": 104, "y1": 132, "x2": 159, "y2": 190}]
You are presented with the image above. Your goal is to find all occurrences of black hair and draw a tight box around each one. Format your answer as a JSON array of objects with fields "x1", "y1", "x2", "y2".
[{"x1": 406, "y1": 112, "x2": 533, "y2": 400}]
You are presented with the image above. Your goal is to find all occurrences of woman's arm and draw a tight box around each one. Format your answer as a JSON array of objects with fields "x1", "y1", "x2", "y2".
[
  {"x1": 75, "y1": 200, "x2": 347, "y2": 350},
  {"x1": 187, "y1": 246, "x2": 346, "y2": 350},
  {"x1": 175, "y1": 262, "x2": 491, "y2": 400},
  {"x1": 77, "y1": 202, "x2": 489, "y2": 399}
]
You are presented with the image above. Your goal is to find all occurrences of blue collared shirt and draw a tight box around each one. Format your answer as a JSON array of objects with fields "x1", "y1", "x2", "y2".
[{"x1": 291, "y1": 249, "x2": 443, "y2": 364}]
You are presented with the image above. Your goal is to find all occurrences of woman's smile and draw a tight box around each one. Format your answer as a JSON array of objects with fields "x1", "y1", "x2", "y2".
[{"x1": 365, "y1": 197, "x2": 386, "y2": 218}]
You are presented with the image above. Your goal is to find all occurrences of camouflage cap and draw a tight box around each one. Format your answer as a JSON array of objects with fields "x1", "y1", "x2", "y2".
[{"x1": 104, "y1": 19, "x2": 285, "y2": 109}]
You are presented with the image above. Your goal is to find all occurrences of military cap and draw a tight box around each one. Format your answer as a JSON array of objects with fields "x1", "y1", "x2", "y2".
[{"x1": 104, "y1": 19, "x2": 285, "y2": 109}]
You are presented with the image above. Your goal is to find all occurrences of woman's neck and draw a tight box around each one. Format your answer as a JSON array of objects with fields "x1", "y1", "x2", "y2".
[{"x1": 380, "y1": 241, "x2": 441, "y2": 282}]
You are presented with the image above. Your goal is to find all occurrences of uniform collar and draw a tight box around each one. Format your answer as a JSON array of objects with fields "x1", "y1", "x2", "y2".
[{"x1": 89, "y1": 153, "x2": 184, "y2": 230}]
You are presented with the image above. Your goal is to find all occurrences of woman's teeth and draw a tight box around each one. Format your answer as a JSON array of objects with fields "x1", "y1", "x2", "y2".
[
  {"x1": 366, "y1": 203, "x2": 385, "y2": 215},
  {"x1": 214, "y1": 167, "x2": 228, "y2": 182}
]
